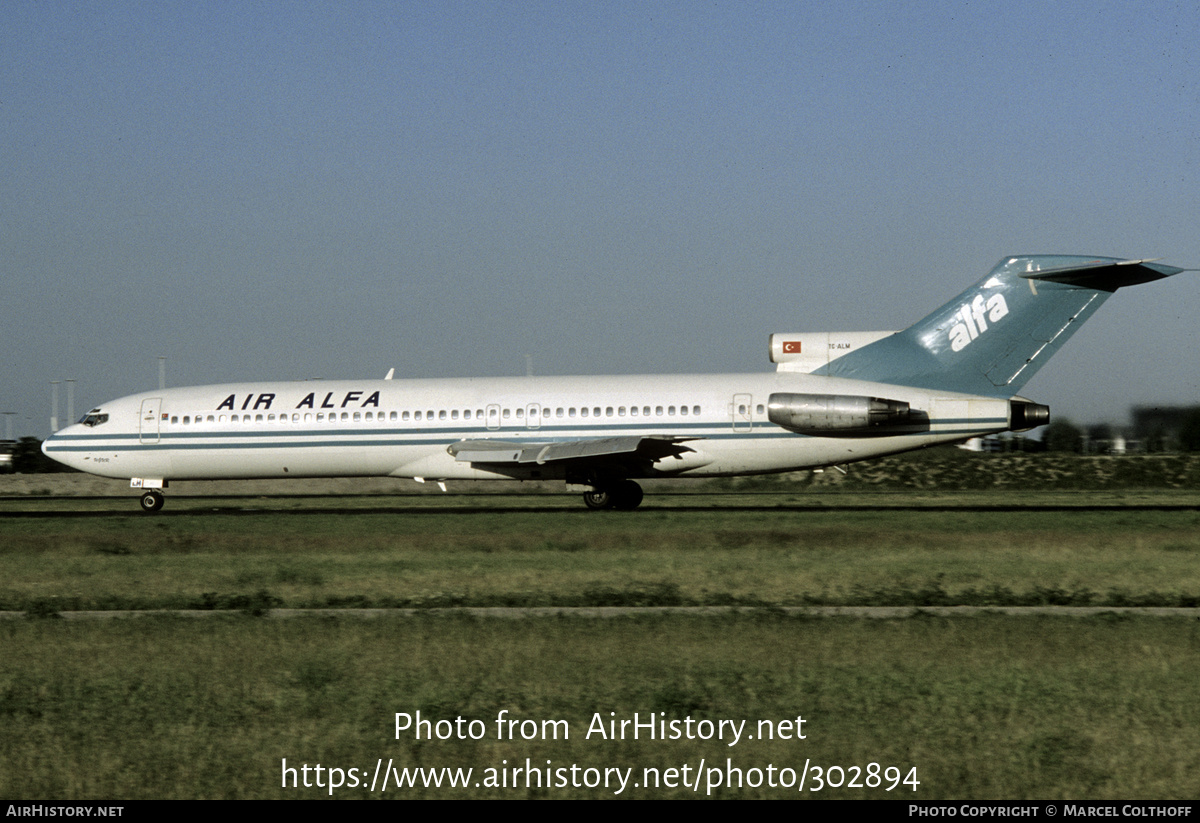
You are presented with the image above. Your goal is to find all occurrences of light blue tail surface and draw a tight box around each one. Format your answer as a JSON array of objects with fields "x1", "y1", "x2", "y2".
[{"x1": 816, "y1": 256, "x2": 1184, "y2": 397}]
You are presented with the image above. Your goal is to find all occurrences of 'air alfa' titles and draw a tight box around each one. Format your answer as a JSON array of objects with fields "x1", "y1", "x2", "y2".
[{"x1": 215, "y1": 391, "x2": 381, "y2": 411}]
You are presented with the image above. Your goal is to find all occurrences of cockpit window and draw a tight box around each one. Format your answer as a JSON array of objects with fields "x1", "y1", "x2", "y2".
[{"x1": 79, "y1": 409, "x2": 109, "y2": 427}]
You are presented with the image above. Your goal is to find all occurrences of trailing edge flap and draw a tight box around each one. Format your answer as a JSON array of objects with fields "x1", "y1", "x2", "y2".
[
  {"x1": 1019, "y1": 258, "x2": 1185, "y2": 291},
  {"x1": 448, "y1": 435, "x2": 699, "y2": 465}
]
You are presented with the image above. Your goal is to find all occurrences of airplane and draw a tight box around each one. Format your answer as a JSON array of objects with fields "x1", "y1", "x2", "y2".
[{"x1": 42, "y1": 254, "x2": 1186, "y2": 512}]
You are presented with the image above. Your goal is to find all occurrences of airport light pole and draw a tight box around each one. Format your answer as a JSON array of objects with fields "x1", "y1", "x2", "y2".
[{"x1": 50, "y1": 381, "x2": 60, "y2": 433}]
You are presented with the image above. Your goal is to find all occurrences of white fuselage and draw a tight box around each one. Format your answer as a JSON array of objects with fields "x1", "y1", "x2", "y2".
[{"x1": 43, "y1": 372, "x2": 1013, "y2": 485}]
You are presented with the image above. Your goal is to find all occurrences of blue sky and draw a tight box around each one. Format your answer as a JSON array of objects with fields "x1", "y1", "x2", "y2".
[{"x1": 4, "y1": 1, "x2": 1198, "y2": 439}]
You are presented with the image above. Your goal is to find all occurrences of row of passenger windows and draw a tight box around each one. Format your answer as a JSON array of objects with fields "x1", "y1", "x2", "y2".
[{"x1": 168, "y1": 404, "x2": 705, "y2": 426}]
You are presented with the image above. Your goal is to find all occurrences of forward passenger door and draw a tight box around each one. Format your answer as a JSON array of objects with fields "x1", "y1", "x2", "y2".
[{"x1": 139, "y1": 398, "x2": 161, "y2": 444}]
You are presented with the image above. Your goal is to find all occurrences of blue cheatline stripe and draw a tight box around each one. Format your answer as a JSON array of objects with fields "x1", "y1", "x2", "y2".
[
  {"x1": 47, "y1": 420, "x2": 719, "y2": 441},
  {"x1": 44, "y1": 418, "x2": 1010, "y2": 453}
]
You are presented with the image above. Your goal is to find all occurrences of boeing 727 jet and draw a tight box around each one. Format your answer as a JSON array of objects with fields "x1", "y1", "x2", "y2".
[{"x1": 43, "y1": 255, "x2": 1185, "y2": 511}]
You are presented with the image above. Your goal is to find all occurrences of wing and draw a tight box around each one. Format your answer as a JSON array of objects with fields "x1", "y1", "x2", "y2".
[{"x1": 447, "y1": 434, "x2": 698, "y2": 468}]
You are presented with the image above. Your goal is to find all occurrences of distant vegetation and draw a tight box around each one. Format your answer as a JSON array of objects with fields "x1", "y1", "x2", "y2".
[{"x1": 721, "y1": 448, "x2": 1200, "y2": 491}]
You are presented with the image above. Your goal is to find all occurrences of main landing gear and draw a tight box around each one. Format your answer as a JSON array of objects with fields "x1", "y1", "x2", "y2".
[
  {"x1": 139, "y1": 490, "x2": 165, "y2": 513},
  {"x1": 582, "y1": 479, "x2": 644, "y2": 511}
]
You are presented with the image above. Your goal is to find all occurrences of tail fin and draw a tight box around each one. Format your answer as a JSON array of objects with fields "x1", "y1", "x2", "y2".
[{"x1": 816, "y1": 256, "x2": 1185, "y2": 397}]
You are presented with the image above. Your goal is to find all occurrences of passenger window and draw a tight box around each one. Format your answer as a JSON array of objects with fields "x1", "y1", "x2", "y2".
[
  {"x1": 656, "y1": 406, "x2": 664, "y2": 415},
  {"x1": 630, "y1": 407, "x2": 638, "y2": 417},
  {"x1": 680, "y1": 406, "x2": 688, "y2": 416},
  {"x1": 694, "y1": 405, "x2": 701, "y2": 415},
  {"x1": 618, "y1": 407, "x2": 626, "y2": 416},
  {"x1": 606, "y1": 407, "x2": 614, "y2": 417},
  {"x1": 668, "y1": 406, "x2": 676, "y2": 415},
  {"x1": 581, "y1": 408, "x2": 589, "y2": 418},
  {"x1": 556, "y1": 408, "x2": 564, "y2": 418},
  {"x1": 353, "y1": 412, "x2": 361, "y2": 421},
  {"x1": 439, "y1": 410, "x2": 446, "y2": 420},
  {"x1": 452, "y1": 410, "x2": 459, "y2": 420},
  {"x1": 170, "y1": 416, "x2": 178, "y2": 424},
  {"x1": 569, "y1": 408, "x2": 576, "y2": 418},
  {"x1": 503, "y1": 409, "x2": 511, "y2": 419}
]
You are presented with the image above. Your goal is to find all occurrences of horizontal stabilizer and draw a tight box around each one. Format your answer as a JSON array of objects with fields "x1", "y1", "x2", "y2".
[
  {"x1": 448, "y1": 435, "x2": 697, "y2": 466},
  {"x1": 1019, "y1": 258, "x2": 1185, "y2": 291}
]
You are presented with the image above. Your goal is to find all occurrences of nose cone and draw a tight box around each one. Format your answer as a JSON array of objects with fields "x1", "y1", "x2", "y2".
[
  {"x1": 41, "y1": 428, "x2": 61, "y2": 459},
  {"x1": 41, "y1": 426, "x2": 80, "y2": 471},
  {"x1": 42, "y1": 429, "x2": 61, "y2": 463}
]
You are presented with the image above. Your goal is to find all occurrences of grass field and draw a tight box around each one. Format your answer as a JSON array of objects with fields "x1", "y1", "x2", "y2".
[
  {"x1": 2, "y1": 614, "x2": 1198, "y2": 799},
  {"x1": 2, "y1": 491, "x2": 1198, "y2": 612},
  {"x1": 1, "y1": 463, "x2": 1199, "y2": 799}
]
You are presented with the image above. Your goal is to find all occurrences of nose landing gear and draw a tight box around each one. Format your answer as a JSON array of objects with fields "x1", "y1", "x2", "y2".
[{"x1": 139, "y1": 490, "x2": 165, "y2": 513}]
